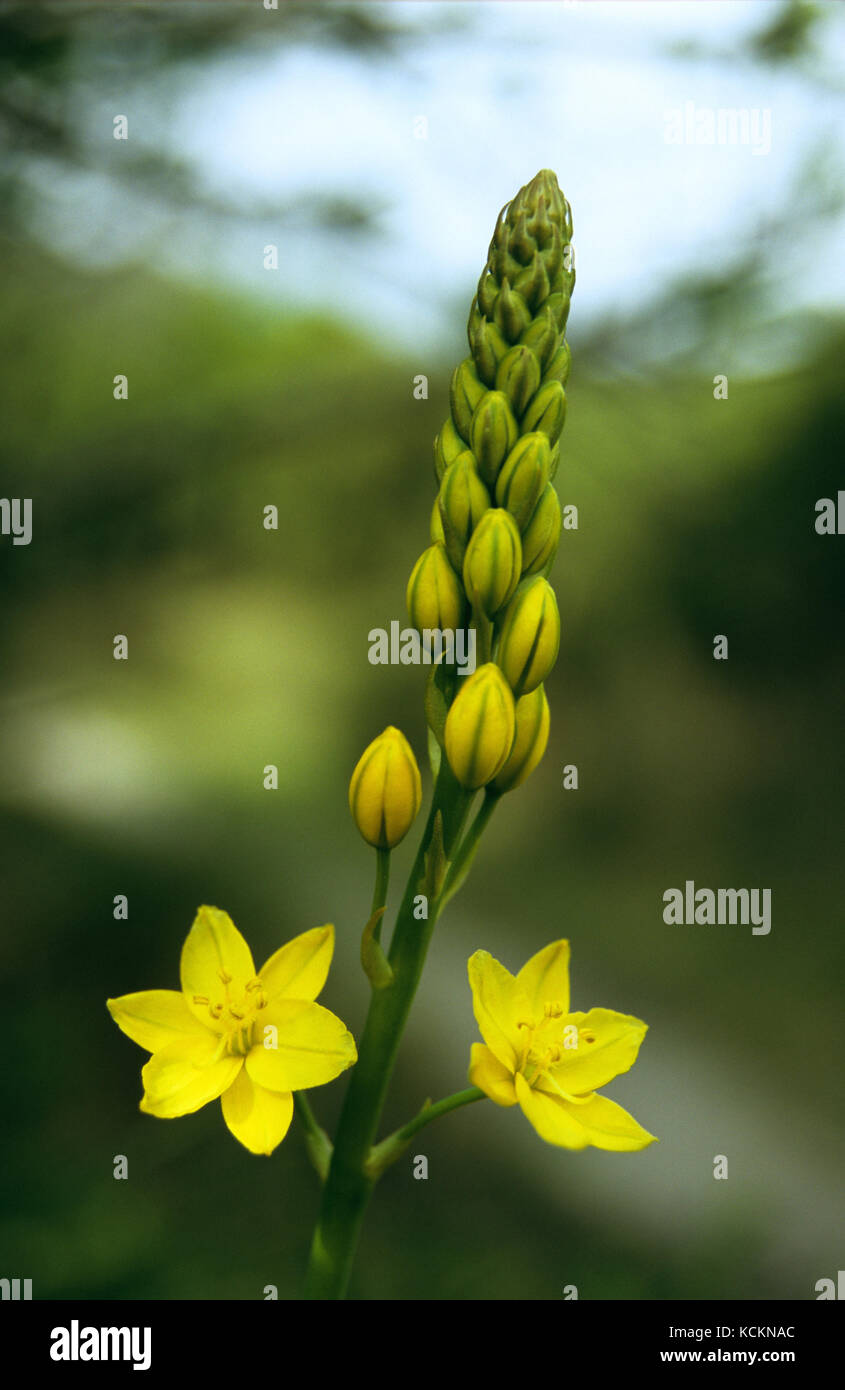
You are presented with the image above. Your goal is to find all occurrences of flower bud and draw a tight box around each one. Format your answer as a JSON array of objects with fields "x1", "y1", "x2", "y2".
[
  {"x1": 494, "y1": 432, "x2": 551, "y2": 531},
  {"x1": 495, "y1": 344, "x2": 541, "y2": 418},
  {"x1": 438, "y1": 451, "x2": 491, "y2": 571},
  {"x1": 349, "y1": 726, "x2": 422, "y2": 849},
  {"x1": 521, "y1": 484, "x2": 561, "y2": 574},
  {"x1": 519, "y1": 308, "x2": 559, "y2": 371},
  {"x1": 444, "y1": 663, "x2": 516, "y2": 790},
  {"x1": 450, "y1": 358, "x2": 486, "y2": 440},
  {"x1": 434, "y1": 417, "x2": 465, "y2": 482},
  {"x1": 542, "y1": 340, "x2": 571, "y2": 388},
  {"x1": 469, "y1": 314, "x2": 509, "y2": 388},
  {"x1": 430, "y1": 496, "x2": 445, "y2": 545},
  {"x1": 497, "y1": 577, "x2": 560, "y2": 696},
  {"x1": 469, "y1": 390, "x2": 519, "y2": 489},
  {"x1": 493, "y1": 279, "x2": 532, "y2": 342},
  {"x1": 406, "y1": 543, "x2": 465, "y2": 633},
  {"x1": 491, "y1": 685, "x2": 550, "y2": 793},
  {"x1": 520, "y1": 380, "x2": 567, "y2": 445},
  {"x1": 514, "y1": 252, "x2": 551, "y2": 312},
  {"x1": 462, "y1": 508, "x2": 522, "y2": 617},
  {"x1": 545, "y1": 287, "x2": 571, "y2": 332}
]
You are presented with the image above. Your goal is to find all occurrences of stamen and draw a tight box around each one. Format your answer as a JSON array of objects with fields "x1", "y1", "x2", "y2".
[
  {"x1": 228, "y1": 1007, "x2": 245, "y2": 1020},
  {"x1": 192, "y1": 995, "x2": 210, "y2": 1005},
  {"x1": 209, "y1": 1002, "x2": 223, "y2": 1019},
  {"x1": 217, "y1": 969, "x2": 233, "y2": 985},
  {"x1": 543, "y1": 1001, "x2": 564, "y2": 1018}
]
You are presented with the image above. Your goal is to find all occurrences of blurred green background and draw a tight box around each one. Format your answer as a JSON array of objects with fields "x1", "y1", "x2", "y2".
[{"x1": 1, "y1": 0, "x2": 844, "y2": 1300}]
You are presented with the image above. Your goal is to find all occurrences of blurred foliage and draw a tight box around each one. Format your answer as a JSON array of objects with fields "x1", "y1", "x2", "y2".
[{"x1": 1, "y1": 0, "x2": 843, "y2": 1301}]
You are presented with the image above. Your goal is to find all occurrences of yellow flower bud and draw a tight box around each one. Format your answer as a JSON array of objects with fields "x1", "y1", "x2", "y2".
[
  {"x1": 495, "y1": 344, "x2": 541, "y2": 418},
  {"x1": 462, "y1": 508, "x2": 522, "y2": 617},
  {"x1": 491, "y1": 685, "x2": 550, "y2": 793},
  {"x1": 494, "y1": 432, "x2": 551, "y2": 530},
  {"x1": 521, "y1": 379, "x2": 567, "y2": 445},
  {"x1": 434, "y1": 418, "x2": 465, "y2": 483},
  {"x1": 497, "y1": 576, "x2": 560, "y2": 696},
  {"x1": 349, "y1": 727, "x2": 422, "y2": 849},
  {"x1": 450, "y1": 358, "x2": 487, "y2": 440},
  {"x1": 438, "y1": 451, "x2": 491, "y2": 571},
  {"x1": 430, "y1": 497, "x2": 445, "y2": 545},
  {"x1": 406, "y1": 542, "x2": 465, "y2": 632},
  {"x1": 521, "y1": 484, "x2": 561, "y2": 574},
  {"x1": 444, "y1": 663, "x2": 516, "y2": 790},
  {"x1": 469, "y1": 390, "x2": 519, "y2": 489}
]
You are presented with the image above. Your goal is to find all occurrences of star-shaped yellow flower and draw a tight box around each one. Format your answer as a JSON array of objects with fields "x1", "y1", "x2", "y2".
[
  {"x1": 468, "y1": 940, "x2": 656, "y2": 1151},
  {"x1": 107, "y1": 907, "x2": 357, "y2": 1155}
]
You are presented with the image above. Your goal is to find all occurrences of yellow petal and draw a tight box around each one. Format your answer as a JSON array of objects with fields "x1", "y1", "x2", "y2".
[
  {"x1": 140, "y1": 1035, "x2": 242, "y2": 1119},
  {"x1": 259, "y1": 924, "x2": 334, "y2": 1004},
  {"x1": 107, "y1": 989, "x2": 209, "y2": 1053},
  {"x1": 180, "y1": 906, "x2": 256, "y2": 1028},
  {"x1": 468, "y1": 1043, "x2": 517, "y2": 1107},
  {"x1": 467, "y1": 950, "x2": 525, "y2": 1070},
  {"x1": 245, "y1": 1000, "x2": 357, "y2": 1093},
  {"x1": 541, "y1": 1008, "x2": 648, "y2": 1095},
  {"x1": 220, "y1": 1066, "x2": 293, "y2": 1156},
  {"x1": 515, "y1": 1071, "x2": 590, "y2": 1148},
  {"x1": 515, "y1": 1073, "x2": 657, "y2": 1151},
  {"x1": 564, "y1": 1092, "x2": 658, "y2": 1152},
  {"x1": 515, "y1": 939, "x2": 570, "y2": 1016}
]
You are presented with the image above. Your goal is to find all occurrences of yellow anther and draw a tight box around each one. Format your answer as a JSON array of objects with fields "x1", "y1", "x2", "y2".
[
  {"x1": 192, "y1": 995, "x2": 210, "y2": 1006},
  {"x1": 209, "y1": 1003, "x2": 223, "y2": 1019},
  {"x1": 245, "y1": 978, "x2": 263, "y2": 993},
  {"x1": 218, "y1": 969, "x2": 233, "y2": 985},
  {"x1": 257, "y1": 992, "x2": 267, "y2": 1008},
  {"x1": 543, "y1": 1001, "x2": 564, "y2": 1018},
  {"x1": 516, "y1": 1020, "x2": 533, "y2": 1031},
  {"x1": 228, "y1": 1007, "x2": 245, "y2": 1020}
]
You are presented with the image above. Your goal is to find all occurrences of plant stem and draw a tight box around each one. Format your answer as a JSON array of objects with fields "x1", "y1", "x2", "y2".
[
  {"x1": 370, "y1": 847, "x2": 391, "y2": 942},
  {"x1": 438, "y1": 787, "x2": 500, "y2": 910},
  {"x1": 303, "y1": 760, "x2": 473, "y2": 1299},
  {"x1": 365, "y1": 1086, "x2": 485, "y2": 1179}
]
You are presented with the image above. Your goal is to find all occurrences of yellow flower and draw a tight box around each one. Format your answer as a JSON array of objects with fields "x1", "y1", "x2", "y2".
[
  {"x1": 348, "y1": 726, "x2": 422, "y2": 849},
  {"x1": 107, "y1": 907, "x2": 356, "y2": 1156},
  {"x1": 467, "y1": 940, "x2": 656, "y2": 1151}
]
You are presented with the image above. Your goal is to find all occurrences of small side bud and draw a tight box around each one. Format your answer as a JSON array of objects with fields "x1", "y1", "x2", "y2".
[
  {"x1": 407, "y1": 542, "x2": 466, "y2": 633},
  {"x1": 491, "y1": 685, "x2": 550, "y2": 793},
  {"x1": 469, "y1": 390, "x2": 519, "y2": 489},
  {"x1": 497, "y1": 576, "x2": 561, "y2": 696},
  {"x1": 542, "y1": 340, "x2": 571, "y2": 388},
  {"x1": 430, "y1": 496, "x2": 446, "y2": 545},
  {"x1": 444, "y1": 663, "x2": 516, "y2": 790},
  {"x1": 462, "y1": 508, "x2": 522, "y2": 618},
  {"x1": 469, "y1": 314, "x2": 509, "y2": 388},
  {"x1": 450, "y1": 359, "x2": 487, "y2": 440},
  {"x1": 519, "y1": 308, "x2": 559, "y2": 371},
  {"x1": 494, "y1": 432, "x2": 551, "y2": 531},
  {"x1": 521, "y1": 484, "x2": 562, "y2": 574},
  {"x1": 438, "y1": 451, "x2": 491, "y2": 571},
  {"x1": 349, "y1": 727, "x2": 422, "y2": 850},
  {"x1": 495, "y1": 344, "x2": 542, "y2": 418},
  {"x1": 434, "y1": 417, "x2": 467, "y2": 481},
  {"x1": 493, "y1": 279, "x2": 532, "y2": 343},
  {"x1": 521, "y1": 380, "x2": 567, "y2": 445}
]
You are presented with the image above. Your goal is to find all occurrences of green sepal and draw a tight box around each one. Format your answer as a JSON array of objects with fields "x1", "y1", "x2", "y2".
[
  {"x1": 422, "y1": 810, "x2": 449, "y2": 900},
  {"x1": 361, "y1": 907, "x2": 394, "y2": 990},
  {"x1": 424, "y1": 661, "x2": 459, "y2": 747},
  {"x1": 427, "y1": 725, "x2": 441, "y2": 781}
]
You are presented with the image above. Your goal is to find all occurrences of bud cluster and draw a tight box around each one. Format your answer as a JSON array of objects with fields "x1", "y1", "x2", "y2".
[{"x1": 409, "y1": 170, "x2": 575, "y2": 794}]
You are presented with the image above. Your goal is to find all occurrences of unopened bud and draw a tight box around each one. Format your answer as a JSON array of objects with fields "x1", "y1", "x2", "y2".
[
  {"x1": 430, "y1": 496, "x2": 445, "y2": 545},
  {"x1": 495, "y1": 344, "x2": 541, "y2": 418},
  {"x1": 494, "y1": 432, "x2": 551, "y2": 530},
  {"x1": 493, "y1": 278, "x2": 532, "y2": 343},
  {"x1": 438, "y1": 451, "x2": 491, "y2": 571},
  {"x1": 545, "y1": 288, "x2": 571, "y2": 333},
  {"x1": 542, "y1": 340, "x2": 571, "y2": 388},
  {"x1": 497, "y1": 576, "x2": 560, "y2": 696},
  {"x1": 450, "y1": 358, "x2": 487, "y2": 440},
  {"x1": 521, "y1": 484, "x2": 561, "y2": 574},
  {"x1": 349, "y1": 726, "x2": 422, "y2": 849},
  {"x1": 406, "y1": 542, "x2": 465, "y2": 633},
  {"x1": 491, "y1": 685, "x2": 550, "y2": 793},
  {"x1": 469, "y1": 390, "x2": 519, "y2": 489},
  {"x1": 444, "y1": 663, "x2": 516, "y2": 790},
  {"x1": 514, "y1": 253, "x2": 551, "y2": 312},
  {"x1": 469, "y1": 314, "x2": 509, "y2": 388},
  {"x1": 519, "y1": 309, "x2": 559, "y2": 371},
  {"x1": 434, "y1": 417, "x2": 465, "y2": 482},
  {"x1": 521, "y1": 380, "x2": 567, "y2": 445},
  {"x1": 462, "y1": 508, "x2": 522, "y2": 618}
]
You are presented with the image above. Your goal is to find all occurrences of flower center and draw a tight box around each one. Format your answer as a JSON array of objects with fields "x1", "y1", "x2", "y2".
[
  {"x1": 516, "y1": 1001, "x2": 596, "y2": 1086},
  {"x1": 193, "y1": 970, "x2": 268, "y2": 1055}
]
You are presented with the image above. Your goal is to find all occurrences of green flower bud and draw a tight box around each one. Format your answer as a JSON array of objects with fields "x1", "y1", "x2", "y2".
[
  {"x1": 545, "y1": 288, "x2": 571, "y2": 332},
  {"x1": 542, "y1": 340, "x2": 571, "y2": 388},
  {"x1": 349, "y1": 726, "x2": 422, "y2": 849},
  {"x1": 444, "y1": 663, "x2": 516, "y2": 790},
  {"x1": 450, "y1": 358, "x2": 487, "y2": 440},
  {"x1": 430, "y1": 496, "x2": 445, "y2": 545},
  {"x1": 514, "y1": 252, "x2": 551, "y2": 312},
  {"x1": 406, "y1": 542, "x2": 465, "y2": 633},
  {"x1": 434, "y1": 417, "x2": 466, "y2": 482},
  {"x1": 521, "y1": 484, "x2": 561, "y2": 574},
  {"x1": 438, "y1": 451, "x2": 491, "y2": 571},
  {"x1": 519, "y1": 308, "x2": 559, "y2": 371},
  {"x1": 491, "y1": 684, "x2": 550, "y2": 793},
  {"x1": 469, "y1": 314, "x2": 509, "y2": 388},
  {"x1": 520, "y1": 380, "x2": 567, "y2": 446},
  {"x1": 493, "y1": 278, "x2": 532, "y2": 342},
  {"x1": 497, "y1": 576, "x2": 560, "y2": 696},
  {"x1": 462, "y1": 508, "x2": 522, "y2": 618},
  {"x1": 494, "y1": 432, "x2": 551, "y2": 531},
  {"x1": 469, "y1": 390, "x2": 519, "y2": 489},
  {"x1": 494, "y1": 344, "x2": 541, "y2": 418}
]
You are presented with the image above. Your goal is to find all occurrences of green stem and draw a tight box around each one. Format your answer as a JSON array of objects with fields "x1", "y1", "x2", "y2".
[
  {"x1": 303, "y1": 760, "x2": 473, "y2": 1299},
  {"x1": 365, "y1": 1086, "x2": 484, "y2": 1179},
  {"x1": 293, "y1": 1092, "x2": 332, "y2": 1183},
  {"x1": 370, "y1": 847, "x2": 390, "y2": 940},
  {"x1": 438, "y1": 787, "x2": 500, "y2": 910}
]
